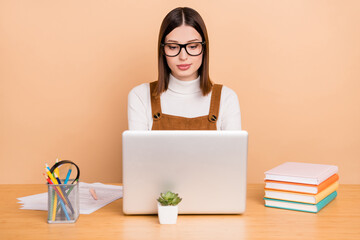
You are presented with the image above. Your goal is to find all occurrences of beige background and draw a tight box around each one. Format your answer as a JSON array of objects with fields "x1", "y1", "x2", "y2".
[{"x1": 1, "y1": 1, "x2": 359, "y2": 184}]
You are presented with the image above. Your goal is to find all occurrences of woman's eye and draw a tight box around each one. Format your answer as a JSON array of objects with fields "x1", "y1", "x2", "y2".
[
  {"x1": 167, "y1": 45, "x2": 179, "y2": 50},
  {"x1": 188, "y1": 44, "x2": 199, "y2": 49}
]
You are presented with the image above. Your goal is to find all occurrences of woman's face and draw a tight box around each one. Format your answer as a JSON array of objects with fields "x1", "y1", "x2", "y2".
[{"x1": 164, "y1": 25, "x2": 203, "y2": 81}]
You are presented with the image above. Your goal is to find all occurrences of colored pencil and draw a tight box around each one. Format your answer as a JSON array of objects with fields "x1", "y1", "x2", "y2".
[
  {"x1": 54, "y1": 172, "x2": 75, "y2": 214},
  {"x1": 64, "y1": 165, "x2": 72, "y2": 184},
  {"x1": 56, "y1": 179, "x2": 78, "y2": 215},
  {"x1": 55, "y1": 158, "x2": 60, "y2": 177},
  {"x1": 89, "y1": 188, "x2": 98, "y2": 200},
  {"x1": 43, "y1": 173, "x2": 54, "y2": 220},
  {"x1": 43, "y1": 173, "x2": 70, "y2": 221},
  {"x1": 54, "y1": 172, "x2": 62, "y2": 184},
  {"x1": 45, "y1": 167, "x2": 68, "y2": 205},
  {"x1": 42, "y1": 173, "x2": 58, "y2": 221},
  {"x1": 52, "y1": 193, "x2": 57, "y2": 221},
  {"x1": 45, "y1": 164, "x2": 58, "y2": 184}
]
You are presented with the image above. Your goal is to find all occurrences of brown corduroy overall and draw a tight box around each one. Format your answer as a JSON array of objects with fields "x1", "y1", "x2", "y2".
[{"x1": 150, "y1": 81, "x2": 223, "y2": 130}]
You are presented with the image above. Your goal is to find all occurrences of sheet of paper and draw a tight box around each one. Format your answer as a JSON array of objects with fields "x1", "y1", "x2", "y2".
[{"x1": 17, "y1": 182, "x2": 123, "y2": 214}]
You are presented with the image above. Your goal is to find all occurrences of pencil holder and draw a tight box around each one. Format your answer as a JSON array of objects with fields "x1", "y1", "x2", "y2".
[{"x1": 47, "y1": 181, "x2": 79, "y2": 223}]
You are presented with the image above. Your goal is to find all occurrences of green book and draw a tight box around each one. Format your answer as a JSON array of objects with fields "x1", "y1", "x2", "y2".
[{"x1": 264, "y1": 191, "x2": 337, "y2": 213}]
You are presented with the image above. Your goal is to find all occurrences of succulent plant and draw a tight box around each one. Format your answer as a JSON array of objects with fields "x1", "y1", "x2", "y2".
[{"x1": 157, "y1": 191, "x2": 182, "y2": 206}]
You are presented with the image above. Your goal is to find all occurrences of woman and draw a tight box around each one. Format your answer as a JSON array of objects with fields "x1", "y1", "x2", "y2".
[{"x1": 128, "y1": 7, "x2": 241, "y2": 130}]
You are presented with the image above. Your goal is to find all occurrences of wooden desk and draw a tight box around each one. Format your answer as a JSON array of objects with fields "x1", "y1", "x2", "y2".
[{"x1": 0, "y1": 184, "x2": 359, "y2": 240}]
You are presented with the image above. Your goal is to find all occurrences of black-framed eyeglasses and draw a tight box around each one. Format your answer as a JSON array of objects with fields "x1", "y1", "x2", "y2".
[{"x1": 161, "y1": 42, "x2": 205, "y2": 57}]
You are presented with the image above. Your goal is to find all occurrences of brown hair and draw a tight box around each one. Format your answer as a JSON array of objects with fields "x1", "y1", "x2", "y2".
[{"x1": 155, "y1": 7, "x2": 212, "y2": 96}]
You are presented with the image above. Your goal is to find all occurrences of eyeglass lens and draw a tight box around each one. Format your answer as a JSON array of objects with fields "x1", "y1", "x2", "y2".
[{"x1": 164, "y1": 43, "x2": 203, "y2": 57}]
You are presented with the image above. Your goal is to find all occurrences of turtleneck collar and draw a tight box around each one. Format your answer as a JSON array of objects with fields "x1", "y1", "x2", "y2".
[{"x1": 168, "y1": 74, "x2": 201, "y2": 95}]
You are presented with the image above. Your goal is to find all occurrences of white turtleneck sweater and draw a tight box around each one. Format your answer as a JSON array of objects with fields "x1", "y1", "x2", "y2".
[{"x1": 128, "y1": 74, "x2": 241, "y2": 130}]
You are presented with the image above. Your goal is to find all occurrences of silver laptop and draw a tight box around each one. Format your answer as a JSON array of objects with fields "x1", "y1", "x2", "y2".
[{"x1": 122, "y1": 130, "x2": 248, "y2": 215}]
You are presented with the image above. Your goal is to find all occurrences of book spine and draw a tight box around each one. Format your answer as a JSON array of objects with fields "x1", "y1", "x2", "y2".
[
  {"x1": 316, "y1": 174, "x2": 339, "y2": 193},
  {"x1": 316, "y1": 191, "x2": 337, "y2": 211},
  {"x1": 264, "y1": 204, "x2": 317, "y2": 213},
  {"x1": 317, "y1": 166, "x2": 338, "y2": 184},
  {"x1": 265, "y1": 174, "x2": 339, "y2": 194},
  {"x1": 314, "y1": 182, "x2": 339, "y2": 203}
]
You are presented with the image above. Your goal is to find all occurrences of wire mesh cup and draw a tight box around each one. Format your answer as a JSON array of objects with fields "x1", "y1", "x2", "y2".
[{"x1": 47, "y1": 180, "x2": 79, "y2": 223}]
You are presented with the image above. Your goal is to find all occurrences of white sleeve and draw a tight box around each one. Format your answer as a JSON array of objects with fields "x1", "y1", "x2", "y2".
[
  {"x1": 219, "y1": 87, "x2": 242, "y2": 130},
  {"x1": 127, "y1": 84, "x2": 151, "y2": 130}
]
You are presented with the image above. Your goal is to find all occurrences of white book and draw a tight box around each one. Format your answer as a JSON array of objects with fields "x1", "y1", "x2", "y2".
[{"x1": 264, "y1": 162, "x2": 338, "y2": 185}]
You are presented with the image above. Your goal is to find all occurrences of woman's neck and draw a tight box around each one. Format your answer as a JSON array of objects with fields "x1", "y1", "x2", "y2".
[{"x1": 168, "y1": 74, "x2": 201, "y2": 95}]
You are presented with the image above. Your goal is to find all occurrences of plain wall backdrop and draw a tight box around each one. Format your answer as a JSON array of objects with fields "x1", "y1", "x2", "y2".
[{"x1": 1, "y1": 0, "x2": 359, "y2": 184}]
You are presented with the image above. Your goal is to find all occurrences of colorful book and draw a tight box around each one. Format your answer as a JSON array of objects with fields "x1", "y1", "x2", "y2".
[
  {"x1": 265, "y1": 174, "x2": 339, "y2": 194},
  {"x1": 264, "y1": 162, "x2": 338, "y2": 185},
  {"x1": 264, "y1": 191, "x2": 337, "y2": 213},
  {"x1": 264, "y1": 181, "x2": 339, "y2": 204}
]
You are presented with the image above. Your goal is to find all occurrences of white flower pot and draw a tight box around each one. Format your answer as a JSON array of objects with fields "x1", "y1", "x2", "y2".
[{"x1": 157, "y1": 203, "x2": 178, "y2": 224}]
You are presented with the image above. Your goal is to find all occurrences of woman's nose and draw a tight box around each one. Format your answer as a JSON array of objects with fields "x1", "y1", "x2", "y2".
[{"x1": 179, "y1": 47, "x2": 188, "y2": 60}]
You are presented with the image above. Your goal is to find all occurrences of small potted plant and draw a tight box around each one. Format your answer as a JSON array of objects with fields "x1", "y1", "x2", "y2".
[{"x1": 157, "y1": 191, "x2": 182, "y2": 224}]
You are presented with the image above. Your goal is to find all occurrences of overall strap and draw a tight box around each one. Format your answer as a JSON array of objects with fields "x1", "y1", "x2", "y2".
[
  {"x1": 150, "y1": 81, "x2": 162, "y2": 120},
  {"x1": 208, "y1": 84, "x2": 223, "y2": 123}
]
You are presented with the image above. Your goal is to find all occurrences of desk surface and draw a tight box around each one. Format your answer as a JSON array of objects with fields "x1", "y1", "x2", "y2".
[{"x1": 1, "y1": 184, "x2": 359, "y2": 240}]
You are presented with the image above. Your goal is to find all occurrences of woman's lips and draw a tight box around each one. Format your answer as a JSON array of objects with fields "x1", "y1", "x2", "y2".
[{"x1": 177, "y1": 64, "x2": 191, "y2": 70}]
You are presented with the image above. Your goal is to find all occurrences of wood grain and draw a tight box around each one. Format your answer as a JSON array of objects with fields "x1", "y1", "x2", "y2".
[{"x1": 1, "y1": 184, "x2": 359, "y2": 240}]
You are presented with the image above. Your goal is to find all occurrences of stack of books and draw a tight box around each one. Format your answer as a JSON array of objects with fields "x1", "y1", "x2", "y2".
[{"x1": 264, "y1": 162, "x2": 339, "y2": 213}]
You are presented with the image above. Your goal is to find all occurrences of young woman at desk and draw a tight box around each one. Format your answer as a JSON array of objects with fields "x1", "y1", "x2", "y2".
[{"x1": 128, "y1": 7, "x2": 241, "y2": 130}]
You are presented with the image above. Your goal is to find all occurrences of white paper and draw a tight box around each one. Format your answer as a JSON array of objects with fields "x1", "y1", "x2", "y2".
[{"x1": 17, "y1": 182, "x2": 123, "y2": 214}]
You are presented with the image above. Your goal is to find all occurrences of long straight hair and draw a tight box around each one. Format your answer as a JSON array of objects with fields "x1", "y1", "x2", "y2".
[{"x1": 155, "y1": 7, "x2": 212, "y2": 97}]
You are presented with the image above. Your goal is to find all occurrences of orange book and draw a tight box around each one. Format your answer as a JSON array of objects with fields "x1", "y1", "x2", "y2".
[
  {"x1": 264, "y1": 181, "x2": 339, "y2": 204},
  {"x1": 265, "y1": 174, "x2": 339, "y2": 194}
]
